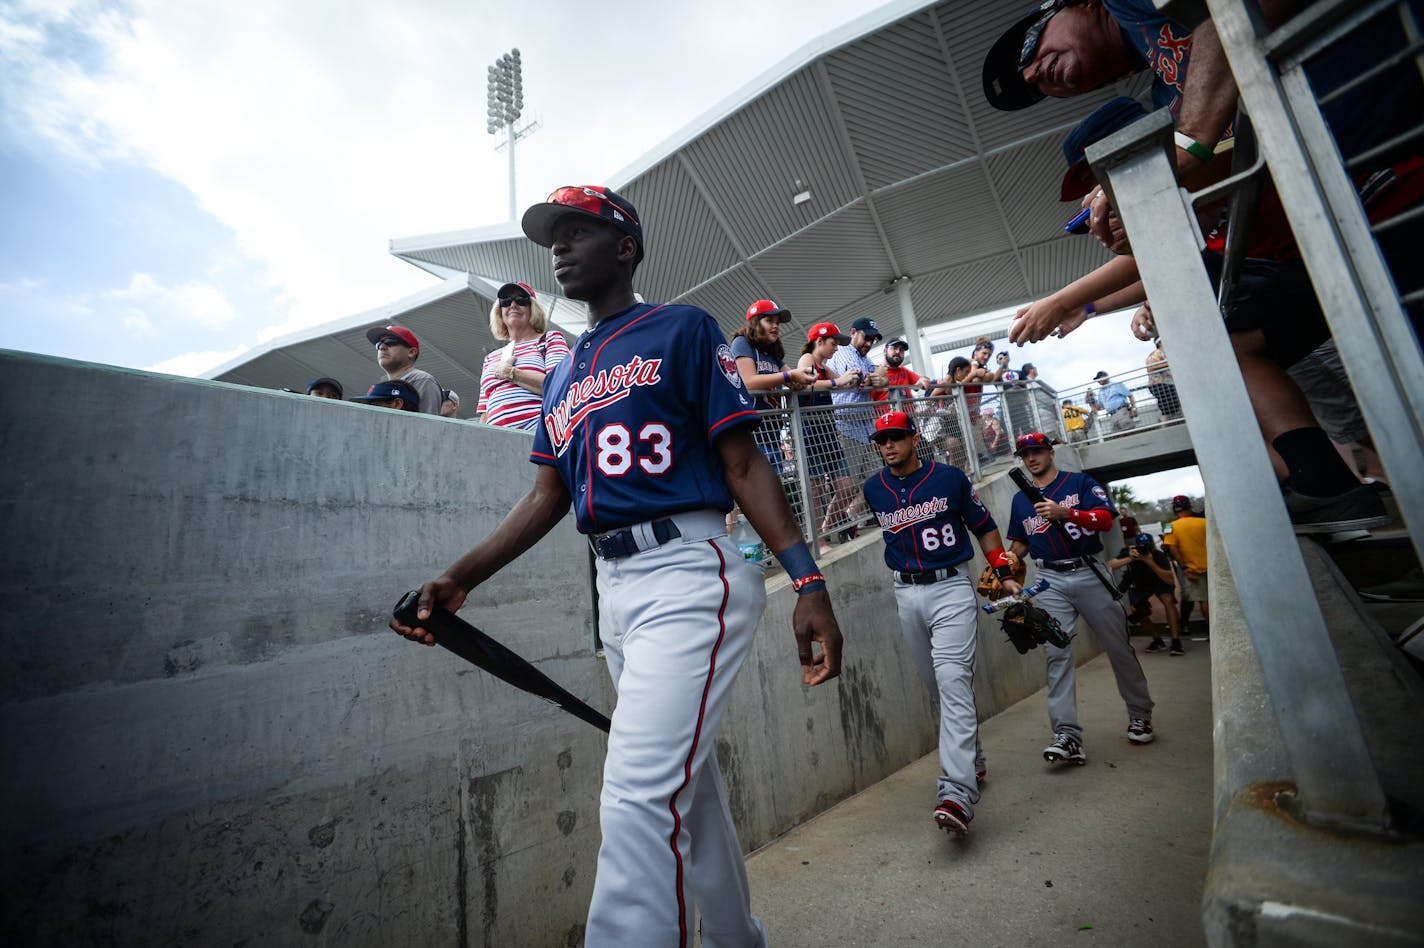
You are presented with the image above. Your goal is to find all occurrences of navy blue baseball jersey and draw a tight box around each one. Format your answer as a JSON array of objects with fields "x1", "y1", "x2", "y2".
[
  {"x1": 863, "y1": 461, "x2": 996, "y2": 573},
  {"x1": 531, "y1": 302, "x2": 759, "y2": 533},
  {"x1": 1006, "y1": 470, "x2": 1117, "y2": 559}
]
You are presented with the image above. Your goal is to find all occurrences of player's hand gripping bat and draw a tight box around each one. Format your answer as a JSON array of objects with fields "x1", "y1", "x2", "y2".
[
  {"x1": 393, "y1": 591, "x2": 611, "y2": 733},
  {"x1": 1007, "y1": 467, "x2": 1122, "y2": 600}
]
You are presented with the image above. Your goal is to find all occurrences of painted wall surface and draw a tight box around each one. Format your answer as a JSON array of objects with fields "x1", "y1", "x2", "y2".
[{"x1": 0, "y1": 351, "x2": 1106, "y2": 946}]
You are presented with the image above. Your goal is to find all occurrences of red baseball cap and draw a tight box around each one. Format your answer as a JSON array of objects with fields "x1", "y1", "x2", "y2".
[
  {"x1": 496, "y1": 281, "x2": 537, "y2": 300},
  {"x1": 1014, "y1": 431, "x2": 1054, "y2": 455},
  {"x1": 746, "y1": 299, "x2": 791, "y2": 322},
  {"x1": 807, "y1": 321, "x2": 850, "y2": 344},
  {"x1": 872, "y1": 410, "x2": 917, "y2": 442},
  {"x1": 365, "y1": 325, "x2": 419, "y2": 350}
]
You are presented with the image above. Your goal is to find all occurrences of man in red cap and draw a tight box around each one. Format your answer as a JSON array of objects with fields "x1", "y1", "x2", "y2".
[
  {"x1": 863, "y1": 410, "x2": 1020, "y2": 837},
  {"x1": 364, "y1": 324, "x2": 442, "y2": 416}
]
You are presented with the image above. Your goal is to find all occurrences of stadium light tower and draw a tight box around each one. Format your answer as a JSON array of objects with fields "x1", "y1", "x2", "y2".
[{"x1": 486, "y1": 48, "x2": 539, "y2": 221}]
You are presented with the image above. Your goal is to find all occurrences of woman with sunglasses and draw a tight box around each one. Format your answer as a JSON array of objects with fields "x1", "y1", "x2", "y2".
[{"x1": 477, "y1": 282, "x2": 571, "y2": 430}]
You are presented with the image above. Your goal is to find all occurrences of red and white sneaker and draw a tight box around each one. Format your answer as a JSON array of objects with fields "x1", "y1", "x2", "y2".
[{"x1": 933, "y1": 799, "x2": 970, "y2": 837}]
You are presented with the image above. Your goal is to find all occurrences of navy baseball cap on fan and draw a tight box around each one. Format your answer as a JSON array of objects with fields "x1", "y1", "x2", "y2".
[
  {"x1": 306, "y1": 376, "x2": 343, "y2": 399},
  {"x1": 746, "y1": 299, "x2": 792, "y2": 323},
  {"x1": 521, "y1": 186, "x2": 644, "y2": 264},
  {"x1": 1014, "y1": 431, "x2": 1054, "y2": 455},
  {"x1": 496, "y1": 281, "x2": 537, "y2": 301},
  {"x1": 351, "y1": 379, "x2": 420, "y2": 408},
  {"x1": 885, "y1": 336, "x2": 909, "y2": 349},
  {"x1": 1060, "y1": 97, "x2": 1150, "y2": 200},
  {"x1": 871, "y1": 410, "x2": 917, "y2": 443},
  {"x1": 982, "y1": 0, "x2": 1073, "y2": 112},
  {"x1": 1172, "y1": 494, "x2": 1193, "y2": 511},
  {"x1": 365, "y1": 325, "x2": 420, "y2": 350},
  {"x1": 850, "y1": 317, "x2": 882, "y2": 341},
  {"x1": 1134, "y1": 532, "x2": 1156, "y2": 550}
]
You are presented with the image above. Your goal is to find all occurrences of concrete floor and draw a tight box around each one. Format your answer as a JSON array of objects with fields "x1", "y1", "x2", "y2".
[{"x1": 744, "y1": 641, "x2": 1214, "y2": 947}]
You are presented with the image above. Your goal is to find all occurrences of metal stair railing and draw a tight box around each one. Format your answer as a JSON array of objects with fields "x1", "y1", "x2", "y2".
[{"x1": 1086, "y1": 105, "x2": 1392, "y2": 835}]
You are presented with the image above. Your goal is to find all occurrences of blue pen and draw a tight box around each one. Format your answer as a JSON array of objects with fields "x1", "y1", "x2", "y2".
[{"x1": 1065, "y1": 207, "x2": 1091, "y2": 234}]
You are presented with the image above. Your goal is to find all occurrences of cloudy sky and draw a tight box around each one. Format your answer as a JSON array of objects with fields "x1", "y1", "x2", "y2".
[{"x1": 0, "y1": 0, "x2": 1201, "y2": 503}]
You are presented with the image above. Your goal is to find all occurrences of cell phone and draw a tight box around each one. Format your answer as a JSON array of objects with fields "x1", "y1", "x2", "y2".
[{"x1": 1065, "y1": 207, "x2": 1091, "y2": 234}]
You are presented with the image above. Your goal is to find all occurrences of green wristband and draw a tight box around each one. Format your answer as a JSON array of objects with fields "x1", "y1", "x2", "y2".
[{"x1": 1174, "y1": 131, "x2": 1215, "y2": 164}]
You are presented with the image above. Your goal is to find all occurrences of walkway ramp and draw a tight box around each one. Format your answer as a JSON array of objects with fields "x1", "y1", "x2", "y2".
[{"x1": 745, "y1": 643, "x2": 1214, "y2": 946}]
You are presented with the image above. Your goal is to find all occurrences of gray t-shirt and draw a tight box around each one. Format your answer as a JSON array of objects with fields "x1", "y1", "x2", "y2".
[{"x1": 396, "y1": 367, "x2": 443, "y2": 415}]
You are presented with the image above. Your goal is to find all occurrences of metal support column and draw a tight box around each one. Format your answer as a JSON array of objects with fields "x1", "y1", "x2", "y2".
[
  {"x1": 893, "y1": 278, "x2": 933, "y2": 380},
  {"x1": 1087, "y1": 110, "x2": 1391, "y2": 834}
]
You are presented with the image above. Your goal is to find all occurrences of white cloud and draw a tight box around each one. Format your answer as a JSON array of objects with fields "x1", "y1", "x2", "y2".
[
  {"x1": 143, "y1": 344, "x2": 250, "y2": 379},
  {"x1": 109, "y1": 272, "x2": 235, "y2": 329}
]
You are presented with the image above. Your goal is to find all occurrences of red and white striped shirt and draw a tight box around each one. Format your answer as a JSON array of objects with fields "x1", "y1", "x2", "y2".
[{"x1": 477, "y1": 332, "x2": 571, "y2": 431}]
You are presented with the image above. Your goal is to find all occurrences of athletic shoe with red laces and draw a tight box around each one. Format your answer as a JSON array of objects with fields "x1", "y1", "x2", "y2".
[{"x1": 933, "y1": 799, "x2": 970, "y2": 837}]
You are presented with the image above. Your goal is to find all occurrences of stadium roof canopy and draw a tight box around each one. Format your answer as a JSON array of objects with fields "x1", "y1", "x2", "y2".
[{"x1": 211, "y1": 0, "x2": 1141, "y2": 398}]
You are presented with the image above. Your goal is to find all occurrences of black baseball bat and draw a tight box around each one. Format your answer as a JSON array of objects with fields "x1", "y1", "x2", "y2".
[
  {"x1": 393, "y1": 590, "x2": 612, "y2": 733},
  {"x1": 1007, "y1": 467, "x2": 1123, "y2": 600}
]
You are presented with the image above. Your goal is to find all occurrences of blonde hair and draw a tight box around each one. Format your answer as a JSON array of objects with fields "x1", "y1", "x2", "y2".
[{"x1": 488, "y1": 293, "x2": 550, "y2": 341}]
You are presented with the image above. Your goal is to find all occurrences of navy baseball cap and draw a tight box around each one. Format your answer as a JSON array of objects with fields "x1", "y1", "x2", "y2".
[
  {"x1": 850, "y1": 317, "x2": 882, "y2": 341},
  {"x1": 871, "y1": 410, "x2": 917, "y2": 442},
  {"x1": 522, "y1": 186, "x2": 644, "y2": 264},
  {"x1": 1014, "y1": 431, "x2": 1054, "y2": 455},
  {"x1": 1060, "y1": 97, "x2": 1150, "y2": 200},
  {"x1": 305, "y1": 376, "x2": 343, "y2": 398},
  {"x1": 351, "y1": 379, "x2": 420, "y2": 408},
  {"x1": 982, "y1": 0, "x2": 1073, "y2": 112},
  {"x1": 885, "y1": 336, "x2": 909, "y2": 349},
  {"x1": 1134, "y1": 532, "x2": 1155, "y2": 549}
]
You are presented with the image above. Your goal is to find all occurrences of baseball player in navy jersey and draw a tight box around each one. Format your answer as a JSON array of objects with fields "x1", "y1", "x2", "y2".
[
  {"x1": 391, "y1": 185, "x2": 843, "y2": 948},
  {"x1": 1004, "y1": 432, "x2": 1155, "y2": 765},
  {"x1": 864, "y1": 411, "x2": 1020, "y2": 837}
]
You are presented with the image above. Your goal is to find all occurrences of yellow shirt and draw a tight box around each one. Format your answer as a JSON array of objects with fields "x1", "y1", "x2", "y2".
[
  {"x1": 1062, "y1": 403, "x2": 1088, "y2": 432},
  {"x1": 1163, "y1": 515, "x2": 1208, "y2": 573}
]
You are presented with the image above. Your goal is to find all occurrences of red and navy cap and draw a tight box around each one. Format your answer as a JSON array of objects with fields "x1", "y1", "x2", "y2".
[
  {"x1": 351, "y1": 379, "x2": 420, "y2": 408},
  {"x1": 807, "y1": 321, "x2": 850, "y2": 344},
  {"x1": 872, "y1": 410, "x2": 917, "y2": 442},
  {"x1": 521, "y1": 185, "x2": 644, "y2": 264},
  {"x1": 1014, "y1": 431, "x2": 1054, "y2": 455},
  {"x1": 496, "y1": 281, "x2": 537, "y2": 300},
  {"x1": 746, "y1": 299, "x2": 791, "y2": 323},
  {"x1": 364, "y1": 325, "x2": 419, "y2": 350},
  {"x1": 1172, "y1": 494, "x2": 1193, "y2": 511}
]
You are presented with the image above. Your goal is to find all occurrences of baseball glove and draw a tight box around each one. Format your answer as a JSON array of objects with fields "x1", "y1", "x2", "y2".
[
  {"x1": 1000, "y1": 601, "x2": 1070, "y2": 654},
  {"x1": 975, "y1": 551, "x2": 1027, "y2": 599}
]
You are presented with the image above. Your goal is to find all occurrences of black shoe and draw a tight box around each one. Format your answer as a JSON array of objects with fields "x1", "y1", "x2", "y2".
[
  {"x1": 1145, "y1": 638, "x2": 1167, "y2": 653},
  {"x1": 1169, "y1": 640, "x2": 1185, "y2": 656},
  {"x1": 1284, "y1": 485, "x2": 1390, "y2": 535},
  {"x1": 1358, "y1": 568, "x2": 1424, "y2": 603}
]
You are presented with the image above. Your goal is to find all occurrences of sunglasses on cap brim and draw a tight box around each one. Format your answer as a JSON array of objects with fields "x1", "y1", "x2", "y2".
[
  {"x1": 1018, "y1": 0, "x2": 1068, "y2": 70},
  {"x1": 546, "y1": 186, "x2": 640, "y2": 226}
]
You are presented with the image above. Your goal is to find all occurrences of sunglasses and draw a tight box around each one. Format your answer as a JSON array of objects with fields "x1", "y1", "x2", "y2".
[
  {"x1": 546, "y1": 186, "x2": 640, "y2": 227},
  {"x1": 375, "y1": 337, "x2": 408, "y2": 349},
  {"x1": 498, "y1": 295, "x2": 532, "y2": 308},
  {"x1": 1018, "y1": 0, "x2": 1067, "y2": 70},
  {"x1": 872, "y1": 432, "x2": 913, "y2": 444}
]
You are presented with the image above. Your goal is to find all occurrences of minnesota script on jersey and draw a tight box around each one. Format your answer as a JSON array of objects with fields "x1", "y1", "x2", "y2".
[
  {"x1": 863, "y1": 461, "x2": 996, "y2": 574},
  {"x1": 1006, "y1": 471, "x2": 1117, "y2": 560},
  {"x1": 531, "y1": 303, "x2": 760, "y2": 534}
]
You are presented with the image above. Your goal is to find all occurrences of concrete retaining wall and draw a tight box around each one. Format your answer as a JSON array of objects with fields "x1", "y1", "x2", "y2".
[{"x1": 0, "y1": 350, "x2": 1106, "y2": 946}]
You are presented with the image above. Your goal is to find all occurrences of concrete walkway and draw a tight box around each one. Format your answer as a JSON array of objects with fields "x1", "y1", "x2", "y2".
[{"x1": 745, "y1": 640, "x2": 1214, "y2": 947}]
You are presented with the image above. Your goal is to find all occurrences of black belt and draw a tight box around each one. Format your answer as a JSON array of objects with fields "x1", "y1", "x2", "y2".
[
  {"x1": 589, "y1": 519, "x2": 682, "y2": 559},
  {"x1": 1038, "y1": 558, "x2": 1082, "y2": 572},
  {"x1": 896, "y1": 566, "x2": 958, "y2": 585}
]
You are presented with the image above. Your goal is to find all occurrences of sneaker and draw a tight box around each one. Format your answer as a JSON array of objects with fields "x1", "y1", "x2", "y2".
[
  {"x1": 1361, "y1": 477, "x2": 1392, "y2": 499},
  {"x1": 1127, "y1": 718, "x2": 1155, "y2": 744},
  {"x1": 1145, "y1": 637, "x2": 1167, "y2": 653},
  {"x1": 933, "y1": 799, "x2": 970, "y2": 836},
  {"x1": 1284, "y1": 484, "x2": 1390, "y2": 535},
  {"x1": 1042, "y1": 733, "x2": 1086, "y2": 765},
  {"x1": 1169, "y1": 640, "x2": 1185, "y2": 656},
  {"x1": 1358, "y1": 568, "x2": 1424, "y2": 603}
]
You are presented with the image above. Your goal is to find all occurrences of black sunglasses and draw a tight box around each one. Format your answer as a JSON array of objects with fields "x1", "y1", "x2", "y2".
[
  {"x1": 498, "y1": 295, "x2": 532, "y2": 308},
  {"x1": 1018, "y1": 0, "x2": 1067, "y2": 71}
]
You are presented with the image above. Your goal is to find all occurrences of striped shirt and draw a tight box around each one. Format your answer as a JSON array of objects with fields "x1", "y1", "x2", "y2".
[{"x1": 477, "y1": 332, "x2": 571, "y2": 431}]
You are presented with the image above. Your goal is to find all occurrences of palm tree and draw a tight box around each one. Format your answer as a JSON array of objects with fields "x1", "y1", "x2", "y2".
[{"x1": 1110, "y1": 484, "x2": 1139, "y2": 512}]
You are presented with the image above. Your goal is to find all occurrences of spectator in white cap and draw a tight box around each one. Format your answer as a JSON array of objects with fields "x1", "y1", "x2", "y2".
[
  {"x1": 440, "y1": 390, "x2": 460, "y2": 418},
  {"x1": 364, "y1": 324, "x2": 442, "y2": 416}
]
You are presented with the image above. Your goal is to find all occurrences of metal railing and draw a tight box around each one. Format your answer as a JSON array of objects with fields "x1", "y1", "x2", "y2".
[
  {"x1": 1056, "y1": 362, "x2": 1188, "y2": 447},
  {"x1": 1079, "y1": 0, "x2": 1424, "y2": 835}
]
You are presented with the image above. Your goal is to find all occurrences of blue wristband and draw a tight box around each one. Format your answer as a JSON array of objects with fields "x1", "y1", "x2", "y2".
[{"x1": 776, "y1": 541, "x2": 821, "y2": 587}]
